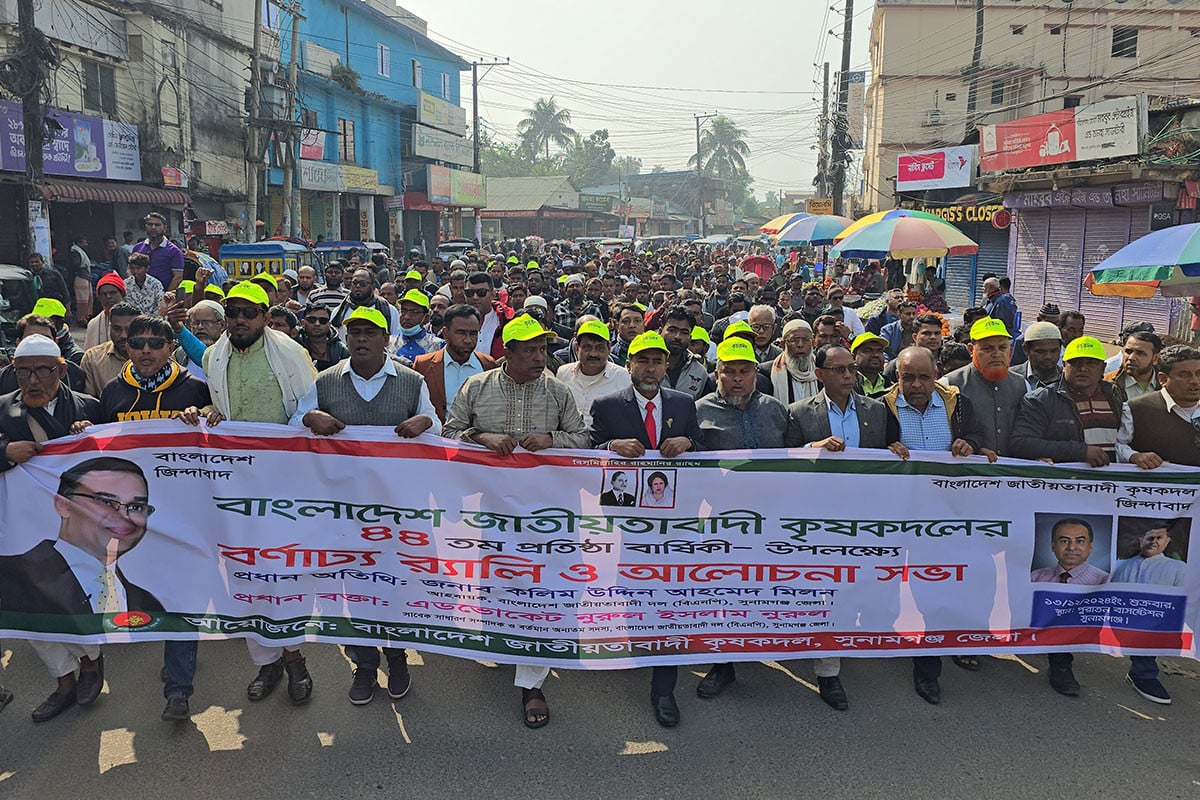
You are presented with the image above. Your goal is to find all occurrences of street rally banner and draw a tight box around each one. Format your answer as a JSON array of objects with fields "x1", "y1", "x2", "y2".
[{"x1": 1, "y1": 421, "x2": 1197, "y2": 668}]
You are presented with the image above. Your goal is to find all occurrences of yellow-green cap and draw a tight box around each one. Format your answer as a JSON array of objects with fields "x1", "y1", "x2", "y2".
[
  {"x1": 527, "y1": 263, "x2": 541, "y2": 271},
  {"x1": 627, "y1": 331, "x2": 669, "y2": 357},
  {"x1": 506, "y1": 255, "x2": 519, "y2": 264},
  {"x1": 557, "y1": 274, "x2": 569, "y2": 285},
  {"x1": 177, "y1": 280, "x2": 196, "y2": 294},
  {"x1": 205, "y1": 285, "x2": 226, "y2": 299},
  {"x1": 716, "y1": 337, "x2": 757, "y2": 363},
  {"x1": 344, "y1": 306, "x2": 389, "y2": 331},
  {"x1": 645, "y1": 250, "x2": 654, "y2": 257},
  {"x1": 251, "y1": 272, "x2": 278, "y2": 289},
  {"x1": 405, "y1": 270, "x2": 422, "y2": 281},
  {"x1": 632, "y1": 302, "x2": 646, "y2": 311},
  {"x1": 502, "y1": 314, "x2": 550, "y2": 344},
  {"x1": 969, "y1": 317, "x2": 1011, "y2": 341},
  {"x1": 850, "y1": 332, "x2": 889, "y2": 353},
  {"x1": 226, "y1": 281, "x2": 271, "y2": 307},
  {"x1": 400, "y1": 289, "x2": 430, "y2": 309},
  {"x1": 576, "y1": 320, "x2": 610, "y2": 342},
  {"x1": 1063, "y1": 335, "x2": 1107, "y2": 362},
  {"x1": 690, "y1": 325, "x2": 711, "y2": 344},
  {"x1": 526, "y1": 260, "x2": 539, "y2": 270},
  {"x1": 723, "y1": 320, "x2": 755, "y2": 340},
  {"x1": 31, "y1": 298, "x2": 67, "y2": 319}
]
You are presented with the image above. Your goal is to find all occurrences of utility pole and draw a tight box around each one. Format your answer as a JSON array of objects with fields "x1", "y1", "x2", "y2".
[
  {"x1": 817, "y1": 61, "x2": 830, "y2": 197},
  {"x1": 16, "y1": 0, "x2": 48, "y2": 262},
  {"x1": 694, "y1": 112, "x2": 716, "y2": 236},
  {"x1": 280, "y1": 3, "x2": 304, "y2": 237},
  {"x1": 964, "y1": 0, "x2": 985, "y2": 137},
  {"x1": 471, "y1": 58, "x2": 507, "y2": 247},
  {"x1": 245, "y1": 0, "x2": 263, "y2": 242},
  {"x1": 831, "y1": 0, "x2": 853, "y2": 216}
]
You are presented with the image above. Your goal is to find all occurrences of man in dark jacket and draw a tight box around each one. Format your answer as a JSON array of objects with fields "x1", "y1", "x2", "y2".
[{"x1": 98, "y1": 316, "x2": 210, "y2": 423}]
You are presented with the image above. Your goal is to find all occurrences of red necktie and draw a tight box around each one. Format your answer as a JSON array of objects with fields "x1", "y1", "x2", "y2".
[
  {"x1": 1057, "y1": 572, "x2": 1071, "y2": 584},
  {"x1": 644, "y1": 400, "x2": 657, "y2": 447}
]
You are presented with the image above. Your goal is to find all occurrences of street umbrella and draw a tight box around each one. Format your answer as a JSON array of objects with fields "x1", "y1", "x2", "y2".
[
  {"x1": 759, "y1": 212, "x2": 809, "y2": 235},
  {"x1": 775, "y1": 214, "x2": 854, "y2": 246},
  {"x1": 833, "y1": 208, "x2": 949, "y2": 243},
  {"x1": 1087, "y1": 223, "x2": 1200, "y2": 298},
  {"x1": 829, "y1": 216, "x2": 979, "y2": 260}
]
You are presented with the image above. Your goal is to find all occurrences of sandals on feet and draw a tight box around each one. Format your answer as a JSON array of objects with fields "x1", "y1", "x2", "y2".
[
  {"x1": 521, "y1": 687, "x2": 549, "y2": 729},
  {"x1": 952, "y1": 655, "x2": 982, "y2": 671}
]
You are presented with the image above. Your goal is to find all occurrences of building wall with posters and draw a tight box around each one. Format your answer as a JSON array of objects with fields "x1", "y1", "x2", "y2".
[{"x1": 863, "y1": 0, "x2": 1200, "y2": 212}]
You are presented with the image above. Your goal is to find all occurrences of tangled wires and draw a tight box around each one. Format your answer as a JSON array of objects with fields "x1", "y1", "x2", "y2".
[{"x1": 0, "y1": 24, "x2": 59, "y2": 109}]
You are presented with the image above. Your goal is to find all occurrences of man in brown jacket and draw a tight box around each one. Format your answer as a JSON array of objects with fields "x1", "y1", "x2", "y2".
[{"x1": 411, "y1": 304, "x2": 496, "y2": 422}]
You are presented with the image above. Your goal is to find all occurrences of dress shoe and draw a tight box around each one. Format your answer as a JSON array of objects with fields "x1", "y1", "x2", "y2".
[
  {"x1": 387, "y1": 665, "x2": 412, "y2": 700},
  {"x1": 32, "y1": 689, "x2": 76, "y2": 723},
  {"x1": 817, "y1": 675, "x2": 849, "y2": 710},
  {"x1": 348, "y1": 667, "x2": 377, "y2": 705},
  {"x1": 1049, "y1": 667, "x2": 1080, "y2": 697},
  {"x1": 0, "y1": 686, "x2": 13, "y2": 714},
  {"x1": 76, "y1": 655, "x2": 104, "y2": 706},
  {"x1": 651, "y1": 693, "x2": 680, "y2": 727},
  {"x1": 162, "y1": 695, "x2": 190, "y2": 722},
  {"x1": 284, "y1": 657, "x2": 313, "y2": 704},
  {"x1": 696, "y1": 665, "x2": 735, "y2": 698},
  {"x1": 913, "y1": 675, "x2": 941, "y2": 705},
  {"x1": 247, "y1": 661, "x2": 284, "y2": 701}
]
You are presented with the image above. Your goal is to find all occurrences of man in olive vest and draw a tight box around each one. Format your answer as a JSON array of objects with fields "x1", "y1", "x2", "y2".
[{"x1": 290, "y1": 306, "x2": 440, "y2": 706}]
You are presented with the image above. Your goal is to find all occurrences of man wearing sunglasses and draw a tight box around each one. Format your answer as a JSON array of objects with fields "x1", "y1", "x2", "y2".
[
  {"x1": 331, "y1": 268, "x2": 401, "y2": 338},
  {"x1": 299, "y1": 306, "x2": 349, "y2": 371},
  {"x1": 97, "y1": 315, "x2": 211, "y2": 424}
]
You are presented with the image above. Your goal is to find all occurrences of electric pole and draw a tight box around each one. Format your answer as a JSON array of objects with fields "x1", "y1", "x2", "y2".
[
  {"x1": 831, "y1": 0, "x2": 854, "y2": 216},
  {"x1": 16, "y1": 0, "x2": 48, "y2": 262},
  {"x1": 817, "y1": 61, "x2": 830, "y2": 198},
  {"x1": 964, "y1": 0, "x2": 985, "y2": 137},
  {"x1": 280, "y1": 3, "x2": 304, "y2": 237},
  {"x1": 471, "y1": 58, "x2": 507, "y2": 247},
  {"x1": 245, "y1": 0, "x2": 263, "y2": 242},
  {"x1": 694, "y1": 112, "x2": 716, "y2": 236}
]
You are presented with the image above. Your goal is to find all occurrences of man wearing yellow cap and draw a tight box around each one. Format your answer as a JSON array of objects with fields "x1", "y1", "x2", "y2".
[
  {"x1": 201, "y1": 280, "x2": 320, "y2": 706},
  {"x1": 392, "y1": 289, "x2": 444, "y2": 362},
  {"x1": 555, "y1": 319, "x2": 631, "y2": 427},
  {"x1": 443, "y1": 314, "x2": 587, "y2": 729},
  {"x1": 942, "y1": 317, "x2": 1027, "y2": 456}
]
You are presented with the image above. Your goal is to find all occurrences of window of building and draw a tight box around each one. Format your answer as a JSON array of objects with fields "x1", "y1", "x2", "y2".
[
  {"x1": 1011, "y1": 25, "x2": 1025, "y2": 35},
  {"x1": 301, "y1": 108, "x2": 318, "y2": 128},
  {"x1": 1049, "y1": 26, "x2": 1062, "y2": 35},
  {"x1": 338, "y1": 117, "x2": 356, "y2": 162},
  {"x1": 128, "y1": 34, "x2": 143, "y2": 62},
  {"x1": 191, "y1": 160, "x2": 202, "y2": 182},
  {"x1": 377, "y1": 44, "x2": 390, "y2": 77},
  {"x1": 161, "y1": 41, "x2": 177, "y2": 73},
  {"x1": 1111, "y1": 27, "x2": 1138, "y2": 58},
  {"x1": 412, "y1": 59, "x2": 422, "y2": 89},
  {"x1": 990, "y1": 79, "x2": 1006, "y2": 106},
  {"x1": 441, "y1": 72, "x2": 450, "y2": 99},
  {"x1": 1064, "y1": 95, "x2": 1082, "y2": 109},
  {"x1": 262, "y1": 0, "x2": 281, "y2": 31},
  {"x1": 945, "y1": 92, "x2": 957, "y2": 102},
  {"x1": 82, "y1": 60, "x2": 117, "y2": 117}
]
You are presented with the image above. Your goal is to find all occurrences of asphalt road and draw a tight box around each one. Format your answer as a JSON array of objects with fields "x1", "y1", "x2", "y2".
[{"x1": 2, "y1": 639, "x2": 1198, "y2": 800}]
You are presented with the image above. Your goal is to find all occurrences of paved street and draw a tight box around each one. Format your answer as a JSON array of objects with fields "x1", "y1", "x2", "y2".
[{"x1": 2, "y1": 638, "x2": 1199, "y2": 799}]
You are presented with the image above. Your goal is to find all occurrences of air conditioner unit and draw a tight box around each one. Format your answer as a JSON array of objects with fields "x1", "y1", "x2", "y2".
[{"x1": 922, "y1": 108, "x2": 944, "y2": 126}]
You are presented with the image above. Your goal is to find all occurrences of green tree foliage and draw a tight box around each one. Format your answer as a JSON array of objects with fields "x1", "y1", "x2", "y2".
[{"x1": 516, "y1": 97, "x2": 577, "y2": 161}]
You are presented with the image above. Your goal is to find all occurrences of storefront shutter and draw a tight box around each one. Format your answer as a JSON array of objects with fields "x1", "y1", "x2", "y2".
[
  {"x1": 1078, "y1": 207, "x2": 1130, "y2": 341},
  {"x1": 1011, "y1": 209, "x2": 1050, "y2": 316},
  {"x1": 1044, "y1": 207, "x2": 1086, "y2": 316}
]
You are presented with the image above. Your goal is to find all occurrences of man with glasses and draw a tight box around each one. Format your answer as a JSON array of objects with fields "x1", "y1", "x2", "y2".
[
  {"x1": 176, "y1": 300, "x2": 225, "y2": 380},
  {"x1": 465, "y1": 272, "x2": 515, "y2": 360},
  {"x1": 824, "y1": 286, "x2": 864, "y2": 339},
  {"x1": 202, "y1": 281, "x2": 319, "y2": 707},
  {"x1": 762, "y1": 319, "x2": 819, "y2": 404},
  {"x1": 298, "y1": 305, "x2": 349, "y2": 371},
  {"x1": 332, "y1": 268, "x2": 400, "y2": 337},
  {"x1": 747, "y1": 304, "x2": 781, "y2": 362}
]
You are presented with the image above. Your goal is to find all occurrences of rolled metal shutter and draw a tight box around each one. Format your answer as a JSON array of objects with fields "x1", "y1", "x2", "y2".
[
  {"x1": 1011, "y1": 209, "x2": 1050, "y2": 316},
  {"x1": 1079, "y1": 207, "x2": 1130, "y2": 341}
]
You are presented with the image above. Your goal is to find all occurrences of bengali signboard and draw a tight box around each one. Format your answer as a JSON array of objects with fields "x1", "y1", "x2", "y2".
[
  {"x1": 450, "y1": 169, "x2": 486, "y2": 207},
  {"x1": 897, "y1": 146, "x2": 976, "y2": 191},
  {"x1": 412, "y1": 123, "x2": 473, "y2": 168},
  {"x1": 0, "y1": 99, "x2": 141, "y2": 181},
  {"x1": 298, "y1": 160, "x2": 378, "y2": 194},
  {"x1": 1, "y1": 422, "x2": 1196, "y2": 666},
  {"x1": 845, "y1": 71, "x2": 866, "y2": 149},
  {"x1": 806, "y1": 198, "x2": 834, "y2": 215},
  {"x1": 299, "y1": 129, "x2": 326, "y2": 160},
  {"x1": 980, "y1": 96, "x2": 1143, "y2": 173},
  {"x1": 579, "y1": 194, "x2": 615, "y2": 213},
  {"x1": 427, "y1": 164, "x2": 451, "y2": 204},
  {"x1": 416, "y1": 90, "x2": 467, "y2": 136}
]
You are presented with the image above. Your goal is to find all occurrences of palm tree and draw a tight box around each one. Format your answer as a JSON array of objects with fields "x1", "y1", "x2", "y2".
[
  {"x1": 516, "y1": 97, "x2": 576, "y2": 161},
  {"x1": 688, "y1": 115, "x2": 751, "y2": 181}
]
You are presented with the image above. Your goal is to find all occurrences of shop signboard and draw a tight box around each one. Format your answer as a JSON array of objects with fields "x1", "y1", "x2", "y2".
[
  {"x1": 450, "y1": 169, "x2": 486, "y2": 207},
  {"x1": 897, "y1": 146, "x2": 976, "y2": 191},
  {"x1": 980, "y1": 96, "x2": 1143, "y2": 172},
  {"x1": 0, "y1": 99, "x2": 141, "y2": 181},
  {"x1": 417, "y1": 90, "x2": 467, "y2": 136},
  {"x1": 427, "y1": 165, "x2": 451, "y2": 204},
  {"x1": 412, "y1": 124, "x2": 473, "y2": 168}
]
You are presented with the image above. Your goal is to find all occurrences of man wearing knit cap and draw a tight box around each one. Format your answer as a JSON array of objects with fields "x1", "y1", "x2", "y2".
[
  {"x1": 1011, "y1": 321, "x2": 1063, "y2": 392},
  {"x1": 84, "y1": 274, "x2": 127, "y2": 351},
  {"x1": 761, "y1": 319, "x2": 820, "y2": 405}
]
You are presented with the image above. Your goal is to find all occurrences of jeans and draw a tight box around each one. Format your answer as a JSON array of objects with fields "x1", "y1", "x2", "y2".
[
  {"x1": 650, "y1": 666, "x2": 677, "y2": 697},
  {"x1": 346, "y1": 646, "x2": 406, "y2": 672},
  {"x1": 1128, "y1": 655, "x2": 1158, "y2": 681},
  {"x1": 163, "y1": 641, "x2": 197, "y2": 699}
]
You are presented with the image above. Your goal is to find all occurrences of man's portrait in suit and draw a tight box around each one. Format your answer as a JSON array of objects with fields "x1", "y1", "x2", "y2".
[
  {"x1": 0, "y1": 456, "x2": 164, "y2": 616},
  {"x1": 1029, "y1": 515, "x2": 1112, "y2": 585},
  {"x1": 600, "y1": 469, "x2": 637, "y2": 507}
]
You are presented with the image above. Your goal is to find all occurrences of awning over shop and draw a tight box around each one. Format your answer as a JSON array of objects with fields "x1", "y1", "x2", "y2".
[{"x1": 40, "y1": 179, "x2": 191, "y2": 206}]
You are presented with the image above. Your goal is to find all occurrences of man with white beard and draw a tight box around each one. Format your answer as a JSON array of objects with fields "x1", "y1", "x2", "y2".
[{"x1": 759, "y1": 319, "x2": 820, "y2": 404}]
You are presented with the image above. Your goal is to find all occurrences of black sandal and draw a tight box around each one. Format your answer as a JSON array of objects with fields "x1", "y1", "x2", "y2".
[
  {"x1": 521, "y1": 687, "x2": 549, "y2": 729},
  {"x1": 952, "y1": 655, "x2": 982, "y2": 671}
]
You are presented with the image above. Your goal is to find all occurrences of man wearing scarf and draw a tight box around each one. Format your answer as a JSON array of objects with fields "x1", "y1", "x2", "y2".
[
  {"x1": 97, "y1": 316, "x2": 210, "y2": 424},
  {"x1": 761, "y1": 319, "x2": 820, "y2": 405},
  {"x1": 0, "y1": 334, "x2": 103, "y2": 722}
]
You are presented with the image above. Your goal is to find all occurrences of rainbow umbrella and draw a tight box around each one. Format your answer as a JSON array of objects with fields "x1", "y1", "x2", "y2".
[
  {"x1": 775, "y1": 214, "x2": 854, "y2": 246},
  {"x1": 759, "y1": 212, "x2": 809, "y2": 235},
  {"x1": 1087, "y1": 223, "x2": 1200, "y2": 298},
  {"x1": 829, "y1": 216, "x2": 978, "y2": 260},
  {"x1": 833, "y1": 208, "x2": 950, "y2": 243}
]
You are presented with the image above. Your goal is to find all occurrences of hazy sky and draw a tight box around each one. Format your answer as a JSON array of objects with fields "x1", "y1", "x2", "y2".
[{"x1": 400, "y1": 0, "x2": 872, "y2": 198}]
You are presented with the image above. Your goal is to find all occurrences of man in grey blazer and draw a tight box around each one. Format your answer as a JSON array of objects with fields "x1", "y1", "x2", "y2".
[{"x1": 784, "y1": 343, "x2": 900, "y2": 450}]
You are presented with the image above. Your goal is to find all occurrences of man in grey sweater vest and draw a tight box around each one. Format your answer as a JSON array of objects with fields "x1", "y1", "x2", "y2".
[{"x1": 289, "y1": 306, "x2": 441, "y2": 706}]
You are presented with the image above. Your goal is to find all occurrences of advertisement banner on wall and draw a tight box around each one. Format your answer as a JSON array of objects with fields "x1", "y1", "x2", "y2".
[
  {"x1": 845, "y1": 71, "x2": 866, "y2": 149},
  {"x1": 0, "y1": 99, "x2": 141, "y2": 181},
  {"x1": 299, "y1": 129, "x2": 326, "y2": 160},
  {"x1": 412, "y1": 124, "x2": 473, "y2": 168},
  {"x1": 980, "y1": 96, "x2": 1143, "y2": 173},
  {"x1": 299, "y1": 161, "x2": 379, "y2": 194},
  {"x1": 417, "y1": 90, "x2": 467, "y2": 136},
  {"x1": 450, "y1": 169, "x2": 486, "y2": 207},
  {"x1": 896, "y1": 145, "x2": 977, "y2": 191},
  {"x1": 427, "y1": 165, "x2": 451, "y2": 204}
]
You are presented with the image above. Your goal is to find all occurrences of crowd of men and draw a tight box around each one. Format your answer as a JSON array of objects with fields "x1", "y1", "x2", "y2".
[{"x1": 1, "y1": 224, "x2": 1198, "y2": 731}]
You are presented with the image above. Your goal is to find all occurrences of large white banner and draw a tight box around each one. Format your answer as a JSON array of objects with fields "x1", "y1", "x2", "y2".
[{"x1": 1, "y1": 422, "x2": 1196, "y2": 669}]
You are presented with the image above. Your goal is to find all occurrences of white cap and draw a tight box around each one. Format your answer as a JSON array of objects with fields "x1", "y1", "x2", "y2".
[
  {"x1": 523, "y1": 295, "x2": 549, "y2": 310},
  {"x1": 13, "y1": 333, "x2": 61, "y2": 359},
  {"x1": 450, "y1": 259, "x2": 466, "y2": 268},
  {"x1": 564, "y1": 274, "x2": 584, "y2": 286},
  {"x1": 562, "y1": 259, "x2": 575, "y2": 268},
  {"x1": 782, "y1": 319, "x2": 813, "y2": 337},
  {"x1": 730, "y1": 310, "x2": 750, "y2": 323}
]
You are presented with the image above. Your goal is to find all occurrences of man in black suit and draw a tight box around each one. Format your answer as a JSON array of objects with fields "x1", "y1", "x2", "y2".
[
  {"x1": 599, "y1": 470, "x2": 637, "y2": 506},
  {"x1": 588, "y1": 331, "x2": 704, "y2": 728}
]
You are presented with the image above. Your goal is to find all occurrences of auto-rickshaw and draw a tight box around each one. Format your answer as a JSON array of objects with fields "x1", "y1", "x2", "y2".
[
  {"x1": 219, "y1": 240, "x2": 313, "y2": 281},
  {"x1": 313, "y1": 240, "x2": 390, "y2": 265}
]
